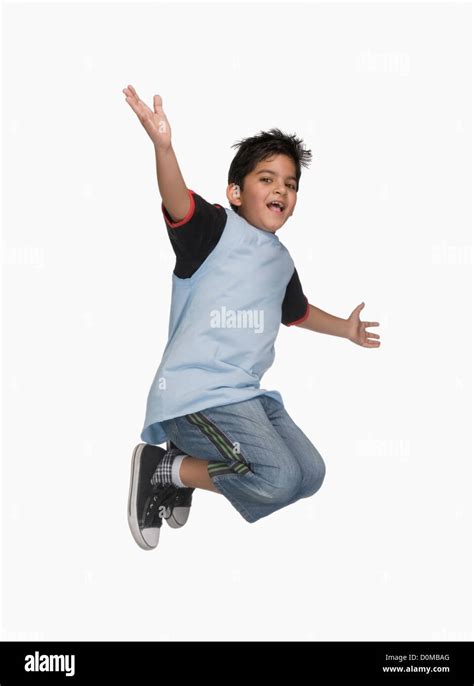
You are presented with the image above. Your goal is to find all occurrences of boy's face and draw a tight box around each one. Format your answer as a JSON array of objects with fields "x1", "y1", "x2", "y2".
[{"x1": 226, "y1": 154, "x2": 298, "y2": 233}]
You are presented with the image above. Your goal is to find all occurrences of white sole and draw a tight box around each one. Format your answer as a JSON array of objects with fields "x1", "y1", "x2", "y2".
[
  {"x1": 163, "y1": 440, "x2": 191, "y2": 529},
  {"x1": 127, "y1": 443, "x2": 160, "y2": 550},
  {"x1": 166, "y1": 507, "x2": 190, "y2": 529}
]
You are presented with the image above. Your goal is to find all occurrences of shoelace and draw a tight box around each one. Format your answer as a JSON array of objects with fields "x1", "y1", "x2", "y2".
[{"x1": 143, "y1": 484, "x2": 178, "y2": 528}]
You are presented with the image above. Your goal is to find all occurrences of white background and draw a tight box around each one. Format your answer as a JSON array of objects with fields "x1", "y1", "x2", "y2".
[{"x1": 2, "y1": 1, "x2": 471, "y2": 641}]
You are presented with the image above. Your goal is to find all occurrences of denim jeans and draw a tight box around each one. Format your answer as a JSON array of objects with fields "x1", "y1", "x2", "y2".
[{"x1": 160, "y1": 395, "x2": 326, "y2": 523}]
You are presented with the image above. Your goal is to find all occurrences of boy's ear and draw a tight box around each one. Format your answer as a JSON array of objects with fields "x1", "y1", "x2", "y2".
[{"x1": 226, "y1": 183, "x2": 241, "y2": 207}]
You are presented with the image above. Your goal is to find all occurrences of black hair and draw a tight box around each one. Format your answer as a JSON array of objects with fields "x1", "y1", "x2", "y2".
[{"x1": 227, "y1": 127, "x2": 312, "y2": 214}]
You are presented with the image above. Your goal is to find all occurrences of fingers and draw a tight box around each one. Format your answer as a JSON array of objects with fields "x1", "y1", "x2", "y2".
[
  {"x1": 153, "y1": 94, "x2": 164, "y2": 109},
  {"x1": 122, "y1": 84, "x2": 138, "y2": 99},
  {"x1": 123, "y1": 85, "x2": 153, "y2": 118},
  {"x1": 122, "y1": 84, "x2": 142, "y2": 105},
  {"x1": 123, "y1": 85, "x2": 162, "y2": 111},
  {"x1": 363, "y1": 321, "x2": 380, "y2": 327},
  {"x1": 126, "y1": 97, "x2": 150, "y2": 119},
  {"x1": 363, "y1": 325, "x2": 381, "y2": 346},
  {"x1": 123, "y1": 84, "x2": 140, "y2": 100}
]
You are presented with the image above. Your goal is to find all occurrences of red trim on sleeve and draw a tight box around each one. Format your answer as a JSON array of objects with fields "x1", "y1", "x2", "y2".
[
  {"x1": 161, "y1": 188, "x2": 196, "y2": 228},
  {"x1": 287, "y1": 301, "x2": 310, "y2": 326}
]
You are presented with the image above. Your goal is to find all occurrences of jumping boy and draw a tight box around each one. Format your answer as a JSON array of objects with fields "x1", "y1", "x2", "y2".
[{"x1": 123, "y1": 85, "x2": 381, "y2": 550}]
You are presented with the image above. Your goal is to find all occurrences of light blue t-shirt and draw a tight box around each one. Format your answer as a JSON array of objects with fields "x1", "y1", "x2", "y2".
[{"x1": 141, "y1": 198, "x2": 300, "y2": 445}]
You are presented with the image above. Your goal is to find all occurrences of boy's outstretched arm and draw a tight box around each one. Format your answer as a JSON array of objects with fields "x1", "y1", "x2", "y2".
[
  {"x1": 123, "y1": 84, "x2": 190, "y2": 222},
  {"x1": 296, "y1": 302, "x2": 381, "y2": 348}
]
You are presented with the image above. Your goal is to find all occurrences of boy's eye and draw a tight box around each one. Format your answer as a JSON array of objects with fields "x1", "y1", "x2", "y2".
[{"x1": 260, "y1": 177, "x2": 296, "y2": 190}]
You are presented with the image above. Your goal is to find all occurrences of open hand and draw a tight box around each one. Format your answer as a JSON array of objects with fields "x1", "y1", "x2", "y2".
[
  {"x1": 122, "y1": 84, "x2": 172, "y2": 150},
  {"x1": 346, "y1": 302, "x2": 381, "y2": 348}
]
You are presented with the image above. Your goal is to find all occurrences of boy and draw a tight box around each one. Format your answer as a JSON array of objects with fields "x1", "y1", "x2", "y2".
[{"x1": 123, "y1": 85, "x2": 381, "y2": 550}]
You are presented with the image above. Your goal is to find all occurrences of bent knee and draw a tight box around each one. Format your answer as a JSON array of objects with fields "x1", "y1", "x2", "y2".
[
  {"x1": 258, "y1": 463, "x2": 303, "y2": 504},
  {"x1": 300, "y1": 454, "x2": 326, "y2": 498}
]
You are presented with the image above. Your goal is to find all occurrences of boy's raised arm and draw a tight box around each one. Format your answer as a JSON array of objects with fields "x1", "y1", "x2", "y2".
[{"x1": 123, "y1": 85, "x2": 190, "y2": 222}]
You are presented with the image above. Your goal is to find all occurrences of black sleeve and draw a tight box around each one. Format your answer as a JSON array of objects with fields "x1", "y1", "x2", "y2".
[
  {"x1": 281, "y1": 268, "x2": 310, "y2": 326},
  {"x1": 162, "y1": 189, "x2": 227, "y2": 278}
]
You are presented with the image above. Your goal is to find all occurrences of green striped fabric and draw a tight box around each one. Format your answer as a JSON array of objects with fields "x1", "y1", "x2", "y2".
[{"x1": 185, "y1": 412, "x2": 251, "y2": 477}]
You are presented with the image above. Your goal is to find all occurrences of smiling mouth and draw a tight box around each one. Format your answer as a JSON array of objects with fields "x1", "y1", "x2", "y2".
[{"x1": 266, "y1": 201, "x2": 285, "y2": 214}]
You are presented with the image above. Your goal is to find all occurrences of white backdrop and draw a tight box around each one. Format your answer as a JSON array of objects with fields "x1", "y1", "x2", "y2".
[{"x1": 2, "y1": 1, "x2": 471, "y2": 641}]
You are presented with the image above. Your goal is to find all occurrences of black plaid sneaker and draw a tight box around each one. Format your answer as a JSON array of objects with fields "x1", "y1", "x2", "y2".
[
  {"x1": 127, "y1": 443, "x2": 179, "y2": 550},
  {"x1": 163, "y1": 441, "x2": 194, "y2": 529}
]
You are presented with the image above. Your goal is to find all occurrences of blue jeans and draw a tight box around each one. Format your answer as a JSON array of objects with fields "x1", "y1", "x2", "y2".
[{"x1": 160, "y1": 395, "x2": 326, "y2": 523}]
